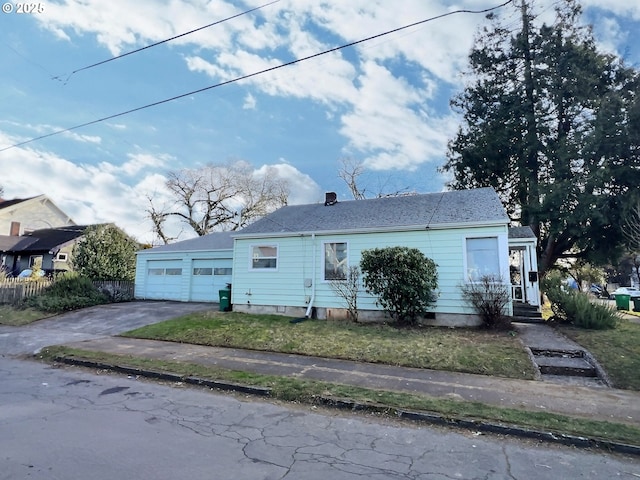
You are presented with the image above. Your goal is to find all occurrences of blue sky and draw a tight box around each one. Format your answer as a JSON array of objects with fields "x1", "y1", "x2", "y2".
[{"x1": 1, "y1": 0, "x2": 639, "y2": 243}]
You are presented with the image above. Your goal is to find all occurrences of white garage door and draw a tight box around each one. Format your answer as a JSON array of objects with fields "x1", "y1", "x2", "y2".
[
  {"x1": 144, "y1": 260, "x2": 184, "y2": 300},
  {"x1": 190, "y1": 259, "x2": 233, "y2": 302}
]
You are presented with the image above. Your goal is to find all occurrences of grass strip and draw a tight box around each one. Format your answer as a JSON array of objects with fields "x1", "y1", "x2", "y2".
[
  {"x1": 123, "y1": 311, "x2": 537, "y2": 380},
  {"x1": 0, "y1": 305, "x2": 53, "y2": 326},
  {"x1": 39, "y1": 346, "x2": 640, "y2": 448}
]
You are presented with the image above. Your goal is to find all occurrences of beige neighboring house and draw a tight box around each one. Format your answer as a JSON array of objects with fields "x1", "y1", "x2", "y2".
[
  {"x1": 0, "y1": 194, "x2": 76, "y2": 276},
  {"x1": 0, "y1": 194, "x2": 75, "y2": 236}
]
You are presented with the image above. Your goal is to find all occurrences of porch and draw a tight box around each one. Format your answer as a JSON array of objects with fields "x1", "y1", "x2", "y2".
[{"x1": 508, "y1": 226, "x2": 540, "y2": 310}]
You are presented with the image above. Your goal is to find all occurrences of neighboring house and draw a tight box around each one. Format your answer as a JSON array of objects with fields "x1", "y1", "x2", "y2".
[
  {"x1": 0, "y1": 194, "x2": 75, "y2": 236},
  {"x1": 0, "y1": 225, "x2": 89, "y2": 276},
  {"x1": 134, "y1": 232, "x2": 234, "y2": 302},
  {"x1": 230, "y1": 188, "x2": 540, "y2": 326}
]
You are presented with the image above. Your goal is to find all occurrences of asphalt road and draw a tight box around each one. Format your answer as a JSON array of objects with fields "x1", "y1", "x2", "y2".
[{"x1": 1, "y1": 356, "x2": 639, "y2": 480}]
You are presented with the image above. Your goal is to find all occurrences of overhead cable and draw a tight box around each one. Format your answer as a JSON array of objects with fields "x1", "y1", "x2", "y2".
[
  {"x1": 55, "y1": 0, "x2": 280, "y2": 82},
  {"x1": 0, "y1": 0, "x2": 514, "y2": 152}
]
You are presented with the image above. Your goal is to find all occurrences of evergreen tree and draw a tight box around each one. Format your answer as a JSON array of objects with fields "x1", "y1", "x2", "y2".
[
  {"x1": 441, "y1": 0, "x2": 640, "y2": 276},
  {"x1": 72, "y1": 224, "x2": 139, "y2": 281}
]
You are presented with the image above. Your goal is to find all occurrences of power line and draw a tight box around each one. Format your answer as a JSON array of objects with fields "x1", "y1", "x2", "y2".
[
  {"x1": 55, "y1": 0, "x2": 280, "y2": 83},
  {"x1": 1, "y1": 0, "x2": 514, "y2": 153}
]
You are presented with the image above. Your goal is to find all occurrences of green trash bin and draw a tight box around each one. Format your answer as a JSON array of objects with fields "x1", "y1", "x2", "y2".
[
  {"x1": 219, "y1": 288, "x2": 231, "y2": 312},
  {"x1": 633, "y1": 297, "x2": 640, "y2": 312},
  {"x1": 615, "y1": 294, "x2": 631, "y2": 311}
]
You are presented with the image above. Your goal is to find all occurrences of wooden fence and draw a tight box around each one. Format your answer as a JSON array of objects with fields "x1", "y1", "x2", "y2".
[
  {"x1": 0, "y1": 278, "x2": 53, "y2": 305},
  {"x1": 92, "y1": 280, "x2": 135, "y2": 301},
  {"x1": 0, "y1": 278, "x2": 135, "y2": 305}
]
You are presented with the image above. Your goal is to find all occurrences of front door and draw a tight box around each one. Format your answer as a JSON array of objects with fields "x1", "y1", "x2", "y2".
[{"x1": 509, "y1": 248, "x2": 526, "y2": 303}]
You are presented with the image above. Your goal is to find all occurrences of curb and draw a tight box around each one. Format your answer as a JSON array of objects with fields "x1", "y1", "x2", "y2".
[
  {"x1": 53, "y1": 356, "x2": 272, "y2": 397},
  {"x1": 314, "y1": 396, "x2": 640, "y2": 457},
  {"x1": 54, "y1": 356, "x2": 640, "y2": 457}
]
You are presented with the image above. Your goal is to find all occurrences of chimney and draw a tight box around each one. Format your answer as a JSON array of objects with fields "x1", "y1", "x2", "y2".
[
  {"x1": 10, "y1": 221, "x2": 20, "y2": 236},
  {"x1": 324, "y1": 192, "x2": 338, "y2": 206}
]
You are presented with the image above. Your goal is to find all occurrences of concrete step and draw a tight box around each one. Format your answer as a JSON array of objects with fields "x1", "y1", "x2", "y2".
[
  {"x1": 534, "y1": 355, "x2": 597, "y2": 377},
  {"x1": 512, "y1": 305, "x2": 542, "y2": 323},
  {"x1": 530, "y1": 348, "x2": 599, "y2": 379},
  {"x1": 511, "y1": 315, "x2": 545, "y2": 324}
]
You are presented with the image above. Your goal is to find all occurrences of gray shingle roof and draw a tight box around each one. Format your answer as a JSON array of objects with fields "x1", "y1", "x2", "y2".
[
  {"x1": 140, "y1": 231, "x2": 234, "y2": 254},
  {"x1": 236, "y1": 187, "x2": 508, "y2": 236},
  {"x1": 508, "y1": 226, "x2": 537, "y2": 239}
]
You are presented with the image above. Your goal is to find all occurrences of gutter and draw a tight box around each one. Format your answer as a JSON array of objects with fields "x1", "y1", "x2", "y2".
[
  {"x1": 232, "y1": 219, "x2": 509, "y2": 239},
  {"x1": 305, "y1": 233, "x2": 316, "y2": 318}
]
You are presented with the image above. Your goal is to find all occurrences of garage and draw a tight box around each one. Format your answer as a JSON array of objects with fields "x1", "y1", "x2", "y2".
[
  {"x1": 144, "y1": 260, "x2": 184, "y2": 300},
  {"x1": 135, "y1": 232, "x2": 234, "y2": 303},
  {"x1": 189, "y1": 259, "x2": 233, "y2": 302}
]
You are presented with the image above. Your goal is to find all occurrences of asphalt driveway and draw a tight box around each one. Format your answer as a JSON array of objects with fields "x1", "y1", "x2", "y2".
[{"x1": 0, "y1": 301, "x2": 213, "y2": 356}]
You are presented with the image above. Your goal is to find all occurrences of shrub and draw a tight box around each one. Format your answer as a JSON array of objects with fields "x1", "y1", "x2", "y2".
[
  {"x1": 72, "y1": 224, "x2": 138, "y2": 281},
  {"x1": 543, "y1": 271, "x2": 619, "y2": 330},
  {"x1": 460, "y1": 275, "x2": 511, "y2": 330},
  {"x1": 329, "y1": 265, "x2": 361, "y2": 322},
  {"x1": 360, "y1": 246, "x2": 438, "y2": 326},
  {"x1": 24, "y1": 272, "x2": 109, "y2": 313}
]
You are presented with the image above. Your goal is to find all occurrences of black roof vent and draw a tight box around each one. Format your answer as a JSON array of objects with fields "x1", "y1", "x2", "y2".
[{"x1": 324, "y1": 192, "x2": 338, "y2": 206}]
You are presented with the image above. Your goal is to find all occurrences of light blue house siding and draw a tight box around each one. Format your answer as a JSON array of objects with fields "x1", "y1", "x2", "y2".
[
  {"x1": 134, "y1": 232, "x2": 233, "y2": 303},
  {"x1": 231, "y1": 223, "x2": 510, "y2": 324}
]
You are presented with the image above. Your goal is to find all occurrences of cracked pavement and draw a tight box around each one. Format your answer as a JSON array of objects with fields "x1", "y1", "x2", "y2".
[{"x1": 1, "y1": 356, "x2": 638, "y2": 479}]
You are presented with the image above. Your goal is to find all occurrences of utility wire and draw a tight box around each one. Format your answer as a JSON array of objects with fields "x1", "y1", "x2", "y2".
[
  {"x1": 54, "y1": 0, "x2": 279, "y2": 83},
  {"x1": 1, "y1": 0, "x2": 514, "y2": 153}
]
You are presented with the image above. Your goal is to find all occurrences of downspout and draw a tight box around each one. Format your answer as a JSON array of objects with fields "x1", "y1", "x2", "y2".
[{"x1": 305, "y1": 233, "x2": 316, "y2": 318}]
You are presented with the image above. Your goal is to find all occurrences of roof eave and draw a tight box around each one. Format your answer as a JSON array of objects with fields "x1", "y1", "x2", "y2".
[{"x1": 232, "y1": 219, "x2": 509, "y2": 239}]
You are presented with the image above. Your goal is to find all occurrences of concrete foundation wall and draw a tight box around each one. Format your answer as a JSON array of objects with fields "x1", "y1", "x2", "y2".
[{"x1": 232, "y1": 304, "x2": 482, "y2": 328}]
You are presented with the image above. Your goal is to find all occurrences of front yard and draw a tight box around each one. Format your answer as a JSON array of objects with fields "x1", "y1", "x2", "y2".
[{"x1": 124, "y1": 311, "x2": 538, "y2": 379}]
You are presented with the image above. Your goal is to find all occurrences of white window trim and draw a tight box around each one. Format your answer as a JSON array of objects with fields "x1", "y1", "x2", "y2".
[
  {"x1": 463, "y1": 235, "x2": 505, "y2": 283},
  {"x1": 55, "y1": 252, "x2": 68, "y2": 262},
  {"x1": 249, "y1": 244, "x2": 279, "y2": 271},
  {"x1": 322, "y1": 240, "x2": 349, "y2": 282}
]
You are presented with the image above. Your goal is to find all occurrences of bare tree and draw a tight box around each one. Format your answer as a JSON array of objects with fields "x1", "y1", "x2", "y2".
[
  {"x1": 145, "y1": 195, "x2": 179, "y2": 245},
  {"x1": 338, "y1": 158, "x2": 367, "y2": 200},
  {"x1": 338, "y1": 158, "x2": 414, "y2": 200},
  {"x1": 147, "y1": 161, "x2": 289, "y2": 243},
  {"x1": 329, "y1": 265, "x2": 361, "y2": 322}
]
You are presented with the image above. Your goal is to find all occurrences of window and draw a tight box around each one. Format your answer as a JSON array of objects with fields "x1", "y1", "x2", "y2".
[
  {"x1": 29, "y1": 255, "x2": 43, "y2": 268},
  {"x1": 165, "y1": 268, "x2": 182, "y2": 276},
  {"x1": 148, "y1": 268, "x2": 164, "y2": 276},
  {"x1": 193, "y1": 267, "x2": 213, "y2": 276},
  {"x1": 251, "y1": 245, "x2": 277, "y2": 269},
  {"x1": 324, "y1": 242, "x2": 348, "y2": 280},
  {"x1": 56, "y1": 252, "x2": 68, "y2": 262},
  {"x1": 214, "y1": 267, "x2": 233, "y2": 275},
  {"x1": 466, "y1": 237, "x2": 500, "y2": 282}
]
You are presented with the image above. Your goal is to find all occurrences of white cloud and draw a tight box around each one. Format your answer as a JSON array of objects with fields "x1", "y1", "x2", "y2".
[
  {"x1": 254, "y1": 163, "x2": 323, "y2": 205},
  {"x1": 62, "y1": 131, "x2": 102, "y2": 144},
  {"x1": 242, "y1": 93, "x2": 257, "y2": 110},
  {"x1": 0, "y1": 131, "x2": 163, "y2": 243},
  {"x1": 581, "y1": 0, "x2": 640, "y2": 20}
]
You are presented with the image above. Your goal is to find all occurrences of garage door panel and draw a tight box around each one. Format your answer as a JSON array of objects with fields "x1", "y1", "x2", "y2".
[
  {"x1": 190, "y1": 260, "x2": 232, "y2": 302},
  {"x1": 143, "y1": 260, "x2": 183, "y2": 301}
]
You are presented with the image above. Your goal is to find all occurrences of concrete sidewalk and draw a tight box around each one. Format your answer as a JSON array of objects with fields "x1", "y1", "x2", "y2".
[{"x1": 59, "y1": 332, "x2": 640, "y2": 428}]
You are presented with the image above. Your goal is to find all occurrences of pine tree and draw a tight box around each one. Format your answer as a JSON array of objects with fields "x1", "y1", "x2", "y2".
[{"x1": 441, "y1": 0, "x2": 640, "y2": 276}]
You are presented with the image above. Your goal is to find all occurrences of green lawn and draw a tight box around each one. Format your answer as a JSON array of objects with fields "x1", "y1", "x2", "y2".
[
  {"x1": 124, "y1": 311, "x2": 538, "y2": 380},
  {"x1": 0, "y1": 305, "x2": 53, "y2": 326}
]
